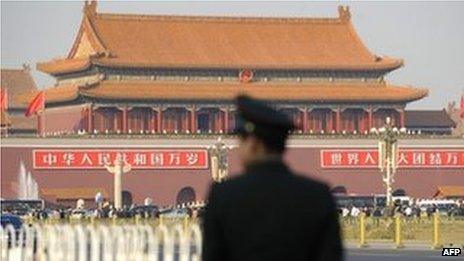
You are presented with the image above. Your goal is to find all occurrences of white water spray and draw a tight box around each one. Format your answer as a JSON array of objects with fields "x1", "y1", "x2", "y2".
[{"x1": 17, "y1": 161, "x2": 39, "y2": 199}]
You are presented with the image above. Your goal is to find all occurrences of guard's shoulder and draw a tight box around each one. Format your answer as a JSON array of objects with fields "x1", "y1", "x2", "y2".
[
  {"x1": 217, "y1": 173, "x2": 248, "y2": 190},
  {"x1": 292, "y1": 173, "x2": 332, "y2": 197},
  {"x1": 208, "y1": 174, "x2": 247, "y2": 203}
]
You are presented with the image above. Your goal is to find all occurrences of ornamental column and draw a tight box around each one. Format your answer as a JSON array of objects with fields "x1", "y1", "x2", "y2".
[
  {"x1": 105, "y1": 153, "x2": 131, "y2": 210},
  {"x1": 87, "y1": 104, "x2": 94, "y2": 133}
]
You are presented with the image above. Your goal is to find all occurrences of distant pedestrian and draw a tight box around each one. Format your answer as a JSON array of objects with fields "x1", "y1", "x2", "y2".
[
  {"x1": 342, "y1": 207, "x2": 350, "y2": 217},
  {"x1": 350, "y1": 206, "x2": 360, "y2": 217}
]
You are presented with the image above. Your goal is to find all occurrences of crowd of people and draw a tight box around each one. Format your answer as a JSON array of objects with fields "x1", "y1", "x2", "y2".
[
  {"x1": 337, "y1": 199, "x2": 464, "y2": 219},
  {"x1": 1, "y1": 200, "x2": 206, "y2": 222},
  {"x1": 4, "y1": 198, "x2": 464, "y2": 223}
]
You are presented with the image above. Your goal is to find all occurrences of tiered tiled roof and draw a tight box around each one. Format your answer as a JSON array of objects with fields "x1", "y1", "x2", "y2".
[
  {"x1": 1, "y1": 67, "x2": 38, "y2": 108},
  {"x1": 1, "y1": 67, "x2": 38, "y2": 132},
  {"x1": 405, "y1": 110, "x2": 456, "y2": 128},
  {"x1": 37, "y1": 4, "x2": 403, "y2": 74},
  {"x1": 20, "y1": 80, "x2": 428, "y2": 104},
  {"x1": 0, "y1": 110, "x2": 11, "y2": 127},
  {"x1": 33, "y1": 3, "x2": 427, "y2": 106}
]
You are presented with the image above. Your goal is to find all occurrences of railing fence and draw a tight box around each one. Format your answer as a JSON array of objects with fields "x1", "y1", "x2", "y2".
[{"x1": 1, "y1": 223, "x2": 202, "y2": 261}]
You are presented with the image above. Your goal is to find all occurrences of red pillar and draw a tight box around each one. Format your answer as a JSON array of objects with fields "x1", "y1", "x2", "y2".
[
  {"x1": 157, "y1": 107, "x2": 162, "y2": 133},
  {"x1": 183, "y1": 110, "x2": 188, "y2": 132},
  {"x1": 87, "y1": 105, "x2": 93, "y2": 133},
  {"x1": 80, "y1": 107, "x2": 85, "y2": 131},
  {"x1": 113, "y1": 109, "x2": 119, "y2": 132},
  {"x1": 122, "y1": 106, "x2": 128, "y2": 133},
  {"x1": 191, "y1": 106, "x2": 197, "y2": 134},
  {"x1": 358, "y1": 110, "x2": 364, "y2": 133},
  {"x1": 368, "y1": 107, "x2": 373, "y2": 130},
  {"x1": 399, "y1": 109, "x2": 405, "y2": 128},
  {"x1": 219, "y1": 111, "x2": 224, "y2": 133},
  {"x1": 326, "y1": 110, "x2": 332, "y2": 132},
  {"x1": 151, "y1": 109, "x2": 156, "y2": 133},
  {"x1": 302, "y1": 108, "x2": 308, "y2": 133},
  {"x1": 212, "y1": 111, "x2": 217, "y2": 133},
  {"x1": 228, "y1": 110, "x2": 235, "y2": 131},
  {"x1": 307, "y1": 109, "x2": 312, "y2": 132},
  {"x1": 218, "y1": 110, "x2": 223, "y2": 133},
  {"x1": 335, "y1": 108, "x2": 341, "y2": 133},
  {"x1": 224, "y1": 107, "x2": 229, "y2": 133}
]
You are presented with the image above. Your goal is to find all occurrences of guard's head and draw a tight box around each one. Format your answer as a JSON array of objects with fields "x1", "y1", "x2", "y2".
[{"x1": 233, "y1": 95, "x2": 294, "y2": 164}]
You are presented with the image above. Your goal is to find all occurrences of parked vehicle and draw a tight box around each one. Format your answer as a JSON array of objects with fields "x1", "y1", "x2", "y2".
[
  {"x1": 159, "y1": 208, "x2": 191, "y2": 218},
  {"x1": 1, "y1": 199, "x2": 44, "y2": 217},
  {"x1": 130, "y1": 205, "x2": 159, "y2": 218},
  {"x1": 1, "y1": 214, "x2": 24, "y2": 247},
  {"x1": 417, "y1": 199, "x2": 457, "y2": 215},
  {"x1": 1, "y1": 214, "x2": 23, "y2": 230}
]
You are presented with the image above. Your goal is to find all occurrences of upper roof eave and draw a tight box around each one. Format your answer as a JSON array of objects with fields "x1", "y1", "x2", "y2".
[
  {"x1": 36, "y1": 58, "x2": 92, "y2": 75},
  {"x1": 36, "y1": 56, "x2": 403, "y2": 75},
  {"x1": 37, "y1": 4, "x2": 405, "y2": 75},
  {"x1": 93, "y1": 58, "x2": 403, "y2": 72},
  {"x1": 31, "y1": 80, "x2": 427, "y2": 105}
]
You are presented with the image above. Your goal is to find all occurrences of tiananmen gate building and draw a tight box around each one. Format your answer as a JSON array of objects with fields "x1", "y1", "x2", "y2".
[
  {"x1": 3, "y1": 2, "x2": 462, "y2": 207},
  {"x1": 28, "y1": 3, "x2": 427, "y2": 135}
]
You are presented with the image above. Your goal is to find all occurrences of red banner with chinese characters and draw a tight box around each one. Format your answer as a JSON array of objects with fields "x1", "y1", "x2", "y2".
[
  {"x1": 33, "y1": 149, "x2": 208, "y2": 169},
  {"x1": 320, "y1": 149, "x2": 464, "y2": 169}
]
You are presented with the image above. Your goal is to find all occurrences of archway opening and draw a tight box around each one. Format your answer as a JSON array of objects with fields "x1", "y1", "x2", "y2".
[
  {"x1": 176, "y1": 186, "x2": 196, "y2": 205},
  {"x1": 331, "y1": 186, "x2": 347, "y2": 195},
  {"x1": 392, "y1": 188, "x2": 407, "y2": 197},
  {"x1": 122, "y1": 190, "x2": 133, "y2": 207}
]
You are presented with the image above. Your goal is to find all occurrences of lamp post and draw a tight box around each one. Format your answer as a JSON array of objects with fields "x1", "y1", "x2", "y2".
[
  {"x1": 376, "y1": 117, "x2": 404, "y2": 209},
  {"x1": 105, "y1": 153, "x2": 131, "y2": 209},
  {"x1": 208, "y1": 137, "x2": 230, "y2": 182}
]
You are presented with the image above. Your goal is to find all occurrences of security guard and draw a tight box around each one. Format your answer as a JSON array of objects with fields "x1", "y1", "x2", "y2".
[{"x1": 202, "y1": 95, "x2": 343, "y2": 261}]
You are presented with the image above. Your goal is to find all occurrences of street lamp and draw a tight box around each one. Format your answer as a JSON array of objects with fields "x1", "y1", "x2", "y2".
[
  {"x1": 376, "y1": 117, "x2": 405, "y2": 209},
  {"x1": 208, "y1": 137, "x2": 231, "y2": 182}
]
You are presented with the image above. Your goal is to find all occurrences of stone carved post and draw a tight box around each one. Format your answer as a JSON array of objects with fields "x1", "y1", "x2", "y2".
[
  {"x1": 105, "y1": 153, "x2": 131, "y2": 209},
  {"x1": 208, "y1": 137, "x2": 229, "y2": 182}
]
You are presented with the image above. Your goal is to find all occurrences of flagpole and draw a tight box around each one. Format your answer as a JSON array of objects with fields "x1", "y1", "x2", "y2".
[
  {"x1": 41, "y1": 92, "x2": 46, "y2": 137},
  {"x1": 4, "y1": 89, "x2": 8, "y2": 137},
  {"x1": 36, "y1": 92, "x2": 46, "y2": 137}
]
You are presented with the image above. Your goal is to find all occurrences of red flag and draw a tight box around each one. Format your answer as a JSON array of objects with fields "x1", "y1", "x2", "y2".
[
  {"x1": 25, "y1": 91, "x2": 45, "y2": 117},
  {"x1": 0, "y1": 89, "x2": 8, "y2": 111},
  {"x1": 461, "y1": 94, "x2": 464, "y2": 118}
]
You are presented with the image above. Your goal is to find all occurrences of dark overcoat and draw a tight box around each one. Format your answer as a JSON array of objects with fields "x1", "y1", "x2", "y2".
[{"x1": 202, "y1": 159, "x2": 343, "y2": 261}]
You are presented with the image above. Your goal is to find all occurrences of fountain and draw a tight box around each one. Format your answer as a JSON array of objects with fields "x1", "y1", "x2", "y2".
[{"x1": 17, "y1": 161, "x2": 39, "y2": 199}]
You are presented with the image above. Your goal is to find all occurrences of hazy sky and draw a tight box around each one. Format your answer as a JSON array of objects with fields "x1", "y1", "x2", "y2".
[{"x1": 1, "y1": 1, "x2": 464, "y2": 109}]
